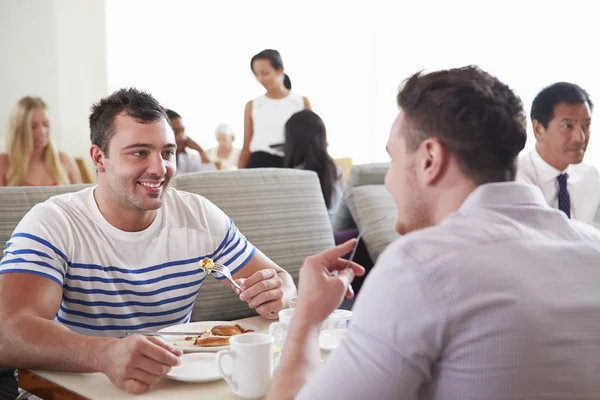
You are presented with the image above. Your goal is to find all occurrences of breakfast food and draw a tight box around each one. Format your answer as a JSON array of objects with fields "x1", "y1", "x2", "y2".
[
  {"x1": 211, "y1": 324, "x2": 252, "y2": 336},
  {"x1": 199, "y1": 257, "x2": 215, "y2": 274},
  {"x1": 181, "y1": 324, "x2": 254, "y2": 347}
]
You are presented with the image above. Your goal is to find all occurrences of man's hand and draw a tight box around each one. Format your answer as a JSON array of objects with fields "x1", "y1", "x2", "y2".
[
  {"x1": 236, "y1": 269, "x2": 284, "y2": 319},
  {"x1": 294, "y1": 239, "x2": 365, "y2": 327},
  {"x1": 99, "y1": 335, "x2": 183, "y2": 394}
]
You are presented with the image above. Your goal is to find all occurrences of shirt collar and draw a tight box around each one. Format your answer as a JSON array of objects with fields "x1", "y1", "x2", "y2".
[
  {"x1": 531, "y1": 148, "x2": 570, "y2": 183},
  {"x1": 460, "y1": 181, "x2": 549, "y2": 212}
]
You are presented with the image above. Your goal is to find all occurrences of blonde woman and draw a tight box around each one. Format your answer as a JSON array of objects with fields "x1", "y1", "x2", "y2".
[{"x1": 0, "y1": 96, "x2": 81, "y2": 186}]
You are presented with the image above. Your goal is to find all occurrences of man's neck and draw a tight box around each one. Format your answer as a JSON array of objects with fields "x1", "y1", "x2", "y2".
[
  {"x1": 432, "y1": 179, "x2": 478, "y2": 226},
  {"x1": 535, "y1": 143, "x2": 568, "y2": 171},
  {"x1": 93, "y1": 186, "x2": 157, "y2": 232}
]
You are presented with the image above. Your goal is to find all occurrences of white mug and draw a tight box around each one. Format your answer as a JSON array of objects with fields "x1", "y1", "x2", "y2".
[{"x1": 217, "y1": 332, "x2": 273, "y2": 399}]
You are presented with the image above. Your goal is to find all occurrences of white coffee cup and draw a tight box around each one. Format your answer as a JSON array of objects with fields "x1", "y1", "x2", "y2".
[
  {"x1": 217, "y1": 332, "x2": 273, "y2": 399},
  {"x1": 322, "y1": 309, "x2": 353, "y2": 330}
]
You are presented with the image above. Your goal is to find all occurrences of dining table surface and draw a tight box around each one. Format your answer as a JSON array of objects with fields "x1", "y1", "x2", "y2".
[{"x1": 18, "y1": 314, "x2": 327, "y2": 400}]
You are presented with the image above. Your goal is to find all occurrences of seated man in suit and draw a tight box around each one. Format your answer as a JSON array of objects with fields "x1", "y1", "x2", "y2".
[{"x1": 517, "y1": 82, "x2": 600, "y2": 227}]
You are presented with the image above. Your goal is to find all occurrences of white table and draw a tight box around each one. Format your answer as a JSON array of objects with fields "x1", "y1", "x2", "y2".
[{"x1": 20, "y1": 316, "x2": 298, "y2": 400}]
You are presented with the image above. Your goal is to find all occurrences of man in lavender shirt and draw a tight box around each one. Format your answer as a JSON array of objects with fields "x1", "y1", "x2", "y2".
[{"x1": 267, "y1": 66, "x2": 600, "y2": 400}]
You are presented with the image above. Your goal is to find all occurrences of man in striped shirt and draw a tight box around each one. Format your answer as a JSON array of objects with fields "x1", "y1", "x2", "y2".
[
  {"x1": 268, "y1": 67, "x2": 600, "y2": 399},
  {"x1": 0, "y1": 88, "x2": 296, "y2": 394}
]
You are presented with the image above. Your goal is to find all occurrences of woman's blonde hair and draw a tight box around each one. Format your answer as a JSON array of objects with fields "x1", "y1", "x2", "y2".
[{"x1": 5, "y1": 96, "x2": 69, "y2": 186}]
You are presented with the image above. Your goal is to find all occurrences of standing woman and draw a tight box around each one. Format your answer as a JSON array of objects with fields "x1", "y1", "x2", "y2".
[
  {"x1": 0, "y1": 96, "x2": 81, "y2": 186},
  {"x1": 238, "y1": 49, "x2": 311, "y2": 168}
]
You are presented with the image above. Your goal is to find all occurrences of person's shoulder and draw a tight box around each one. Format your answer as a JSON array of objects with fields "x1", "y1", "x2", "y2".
[
  {"x1": 18, "y1": 187, "x2": 92, "y2": 231},
  {"x1": 0, "y1": 152, "x2": 8, "y2": 164}
]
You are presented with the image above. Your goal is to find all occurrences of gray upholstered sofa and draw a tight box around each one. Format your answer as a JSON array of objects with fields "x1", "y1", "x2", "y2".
[
  {"x1": 0, "y1": 168, "x2": 334, "y2": 322},
  {"x1": 333, "y1": 163, "x2": 399, "y2": 263}
]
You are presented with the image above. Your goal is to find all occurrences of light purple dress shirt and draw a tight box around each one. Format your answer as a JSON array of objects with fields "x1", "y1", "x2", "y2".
[{"x1": 298, "y1": 182, "x2": 600, "y2": 400}]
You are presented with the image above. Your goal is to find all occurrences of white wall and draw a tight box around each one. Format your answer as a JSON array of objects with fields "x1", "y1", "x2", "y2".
[
  {"x1": 3, "y1": 0, "x2": 599, "y2": 166},
  {"x1": 105, "y1": 0, "x2": 600, "y2": 166},
  {"x1": 0, "y1": 0, "x2": 107, "y2": 158}
]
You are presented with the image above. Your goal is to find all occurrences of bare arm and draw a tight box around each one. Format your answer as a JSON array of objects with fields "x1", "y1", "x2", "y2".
[
  {"x1": 0, "y1": 153, "x2": 8, "y2": 186},
  {"x1": 59, "y1": 152, "x2": 82, "y2": 184},
  {"x1": 185, "y1": 137, "x2": 210, "y2": 163},
  {"x1": 238, "y1": 100, "x2": 253, "y2": 168},
  {"x1": 303, "y1": 96, "x2": 312, "y2": 110},
  {"x1": 267, "y1": 240, "x2": 363, "y2": 399},
  {"x1": 0, "y1": 273, "x2": 107, "y2": 371},
  {"x1": 229, "y1": 249, "x2": 296, "y2": 318},
  {"x1": 0, "y1": 272, "x2": 182, "y2": 393}
]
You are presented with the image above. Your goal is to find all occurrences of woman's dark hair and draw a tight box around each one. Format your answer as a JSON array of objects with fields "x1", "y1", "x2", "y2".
[
  {"x1": 251, "y1": 49, "x2": 292, "y2": 90},
  {"x1": 284, "y1": 110, "x2": 337, "y2": 208}
]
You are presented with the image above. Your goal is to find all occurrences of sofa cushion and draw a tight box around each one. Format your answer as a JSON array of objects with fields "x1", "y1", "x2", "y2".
[
  {"x1": 350, "y1": 185, "x2": 398, "y2": 262},
  {"x1": 173, "y1": 168, "x2": 335, "y2": 321},
  {"x1": 0, "y1": 184, "x2": 92, "y2": 252},
  {"x1": 332, "y1": 163, "x2": 389, "y2": 231}
]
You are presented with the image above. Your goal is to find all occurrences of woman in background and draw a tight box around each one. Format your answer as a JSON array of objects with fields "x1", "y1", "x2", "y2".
[
  {"x1": 284, "y1": 110, "x2": 343, "y2": 223},
  {"x1": 206, "y1": 123, "x2": 241, "y2": 170},
  {"x1": 239, "y1": 49, "x2": 311, "y2": 168},
  {"x1": 0, "y1": 96, "x2": 81, "y2": 186}
]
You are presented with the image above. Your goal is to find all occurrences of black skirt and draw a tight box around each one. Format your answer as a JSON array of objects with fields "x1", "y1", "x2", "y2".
[{"x1": 246, "y1": 151, "x2": 284, "y2": 168}]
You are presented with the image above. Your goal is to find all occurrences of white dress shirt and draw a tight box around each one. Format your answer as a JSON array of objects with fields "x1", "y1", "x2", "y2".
[
  {"x1": 297, "y1": 182, "x2": 600, "y2": 400},
  {"x1": 176, "y1": 150, "x2": 216, "y2": 175},
  {"x1": 517, "y1": 148, "x2": 600, "y2": 229}
]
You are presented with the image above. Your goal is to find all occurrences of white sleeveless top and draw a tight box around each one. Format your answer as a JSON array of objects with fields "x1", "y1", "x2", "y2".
[{"x1": 251, "y1": 93, "x2": 305, "y2": 155}]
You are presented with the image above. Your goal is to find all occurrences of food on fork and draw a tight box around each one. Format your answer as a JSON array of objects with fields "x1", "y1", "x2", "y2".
[{"x1": 199, "y1": 257, "x2": 215, "y2": 274}]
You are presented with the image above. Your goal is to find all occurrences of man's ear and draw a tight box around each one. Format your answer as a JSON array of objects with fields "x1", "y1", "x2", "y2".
[
  {"x1": 419, "y1": 138, "x2": 447, "y2": 186},
  {"x1": 90, "y1": 145, "x2": 106, "y2": 173},
  {"x1": 532, "y1": 120, "x2": 546, "y2": 142}
]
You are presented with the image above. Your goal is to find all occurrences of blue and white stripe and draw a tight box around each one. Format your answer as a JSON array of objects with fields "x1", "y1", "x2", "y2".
[{"x1": 0, "y1": 214, "x2": 255, "y2": 337}]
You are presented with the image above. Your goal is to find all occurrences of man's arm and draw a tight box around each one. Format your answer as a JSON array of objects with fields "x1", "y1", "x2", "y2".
[
  {"x1": 232, "y1": 249, "x2": 296, "y2": 318},
  {"x1": 185, "y1": 137, "x2": 210, "y2": 163},
  {"x1": 0, "y1": 272, "x2": 182, "y2": 394},
  {"x1": 268, "y1": 239, "x2": 441, "y2": 400}
]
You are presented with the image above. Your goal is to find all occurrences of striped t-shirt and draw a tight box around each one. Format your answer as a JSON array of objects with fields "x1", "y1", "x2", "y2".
[{"x1": 0, "y1": 186, "x2": 255, "y2": 337}]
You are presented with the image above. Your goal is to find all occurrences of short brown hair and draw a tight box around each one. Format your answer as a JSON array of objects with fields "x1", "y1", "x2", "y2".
[
  {"x1": 397, "y1": 66, "x2": 527, "y2": 184},
  {"x1": 89, "y1": 88, "x2": 168, "y2": 156}
]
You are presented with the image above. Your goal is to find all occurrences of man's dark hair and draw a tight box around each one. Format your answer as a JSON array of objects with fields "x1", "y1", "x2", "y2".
[
  {"x1": 89, "y1": 88, "x2": 168, "y2": 155},
  {"x1": 396, "y1": 65, "x2": 527, "y2": 184},
  {"x1": 530, "y1": 82, "x2": 593, "y2": 128},
  {"x1": 165, "y1": 109, "x2": 181, "y2": 121}
]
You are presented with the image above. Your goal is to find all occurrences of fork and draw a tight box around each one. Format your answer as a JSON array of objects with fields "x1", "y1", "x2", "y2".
[{"x1": 211, "y1": 262, "x2": 242, "y2": 291}]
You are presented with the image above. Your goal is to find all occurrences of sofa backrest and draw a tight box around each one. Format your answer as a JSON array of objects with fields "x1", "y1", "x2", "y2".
[
  {"x1": 0, "y1": 184, "x2": 93, "y2": 253},
  {"x1": 332, "y1": 163, "x2": 389, "y2": 231},
  {"x1": 0, "y1": 169, "x2": 334, "y2": 322},
  {"x1": 174, "y1": 169, "x2": 334, "y2": 321}
]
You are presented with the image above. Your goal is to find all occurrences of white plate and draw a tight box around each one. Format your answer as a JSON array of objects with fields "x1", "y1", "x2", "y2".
[
  {"x1": 319, "y1": 329, "x2": 348, "y2": 351},
  {"x1": 159, "y1": 321, "x2": 258, "y2": 352},
  {"x1": 166, "y1": 353, "x2": 224, "y2": 383}
]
